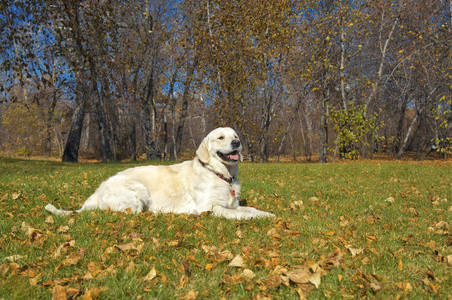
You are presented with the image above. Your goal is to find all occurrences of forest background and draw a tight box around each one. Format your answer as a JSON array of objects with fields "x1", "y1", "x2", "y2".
[{"x1": 1, "y1": 0, "x2": 451, "y2": 163}]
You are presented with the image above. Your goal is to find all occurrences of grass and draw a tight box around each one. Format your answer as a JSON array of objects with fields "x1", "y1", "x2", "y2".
[{"x1": 0, "y1": 157, "x2": 451, "y2": 299}]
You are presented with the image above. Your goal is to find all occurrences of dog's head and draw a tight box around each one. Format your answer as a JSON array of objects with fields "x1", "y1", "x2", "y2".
[{"x1": 196, "y1": 127, "x2": 242, "y2": 166}]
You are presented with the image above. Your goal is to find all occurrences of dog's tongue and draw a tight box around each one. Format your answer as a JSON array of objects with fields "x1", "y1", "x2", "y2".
[{"x1": 228, "y1": 154, "x2": 239, "y2": 161}]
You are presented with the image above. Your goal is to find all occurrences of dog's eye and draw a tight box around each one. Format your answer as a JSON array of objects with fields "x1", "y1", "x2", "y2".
[{"x1": 218, "y1": 136, "x2": 224, "y2": 140}]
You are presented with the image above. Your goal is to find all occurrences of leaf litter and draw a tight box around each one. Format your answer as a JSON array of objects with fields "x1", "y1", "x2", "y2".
[{"x1": 1, "y1": 160, "x2": 452, "y2": 298}]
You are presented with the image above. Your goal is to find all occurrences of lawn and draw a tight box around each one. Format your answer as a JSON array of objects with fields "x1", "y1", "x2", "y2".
[{"x1": 0, "y1": 157, "x2": 451, "y2": 299}]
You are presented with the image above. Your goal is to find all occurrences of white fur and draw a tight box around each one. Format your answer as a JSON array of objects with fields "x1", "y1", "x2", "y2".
[{"x1": 45, "y1": 127, "x2": 275, "y2": 220}]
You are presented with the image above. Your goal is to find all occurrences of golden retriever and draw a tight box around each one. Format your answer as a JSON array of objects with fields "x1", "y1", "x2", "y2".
[{"x1": 45, "y1": 127, "x2": 275, "y2": 219}]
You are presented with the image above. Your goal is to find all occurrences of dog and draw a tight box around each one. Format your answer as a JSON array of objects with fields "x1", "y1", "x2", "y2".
[{"x1": 45, "y1": 127, "x2": 275, "y2": 219}]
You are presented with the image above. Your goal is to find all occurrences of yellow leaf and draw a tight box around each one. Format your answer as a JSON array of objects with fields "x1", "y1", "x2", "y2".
[
  {"x1": 346, "y1": 246, "x2": 363, "y2": 256},
  {"x1": 398, "y1": 259, "x2": 403, "y2": 271},
  {"x1": 45, "y1": 216, "x2": 55, "y2": 224},
  {"x1": 4, "y1": 254, "x2": 26, "y2": 262},
  {"x1": 267, "y1": 228, "x2": 281, "y2": 239},
  {"x1": 308, "y1": 271, "x2": 322, "y2": 288},
  {"x1": 241, "y1": 269, "x2": 256, "y2": 280},
  {"x1": 115, "y1": 243, "x2": 137, "y2": 252},
  {"x1": 179, "y1": 290, "x2": 199, "y2": 300},
  {"x1": 62, "y1": 254, "x2": 81, "y2": 266},
  {"x1": 229, "y1": 255, "x2": 246, "y2": 268},
  {"x1": 52, "y1": 284, "x2": 67, "y2": 300},
  {"x1": 284, "y1": 268, "x2": 310, "y2": 284},
  {"x1": 143, "y1": 267, "x2": 157, "y2": 282}
]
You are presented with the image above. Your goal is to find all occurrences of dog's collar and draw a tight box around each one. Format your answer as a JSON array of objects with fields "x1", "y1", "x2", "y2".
[{"x1": 198, "y1": 158, "x2": 235, "y2": 184}]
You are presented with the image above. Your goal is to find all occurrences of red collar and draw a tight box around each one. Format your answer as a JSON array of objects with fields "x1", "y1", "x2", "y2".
[{"x1": 198, "y1": 159, "x2": 234, "y2": 184}]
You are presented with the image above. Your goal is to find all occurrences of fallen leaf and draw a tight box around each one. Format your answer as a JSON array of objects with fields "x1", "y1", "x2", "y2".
[
  {"x1": 62, "y1": 254, "x2": 81, "y2": 266},
  {"x1": 57, "y1": 226, "x2": 69, "y2": 234},
  {"x1": 397, "y1": 259, "x2": 403, "y2": 271},
  {"x1": 308, "y1": 270, "x2": 322, "y2": 288},
  {"x1": 82, "y1": 287, "x2": 103, "y2": 300},
  {"x1": 4, "y1": 255, "x2": 26, "y2": 262},
  {"x1": 179, "y1": 290, "x2": 199, "y2": 300},
  {"x1": 296, "y1": 287, "x2": 308, "y2": 300},
  {"x1": 284, "y1": 268, "x2": 310, "y2": 284},
  {"x1": 309, "y1": 196, "x2": 319, "y2": 203},
  {"x1": 229, "y1": 255, "x2": 246, "y2": 268},
  {"x1": 367, "y1": 235, "x2": 378, "y2": 242},
  {"x1": 371, "y1": 273, "x2": 382, "y2": 281},
  {"x1": 143, "y1": 267, "x2": 157, "y2": 282},
  {"x1": 396, "y1": 280, "x2": 412, "y2": 292},
  {"x1": 115, "y1": 243, "x2": 137, "y2": 252},
  {"x1": 45, "y1": 216, "x2": 55, "y2": 224},
  {"x1": 346, "y1": 246, "x2": 363, "y2": 256},
  {"x1": 52, "y1": 284, "x2": 67, "y2": 300},
  {"x1": 267, "y1": 228, "x2": 281, "y2": 239},
  {"x1": 371, "y1": 282, "x2": 383, "y2": 294},
  {"x1": 241, "y1": 269, "x2": 256, "y2": 280},
  {"x1": 385, "y1": 197, "x2": 395, "y2": 204}
]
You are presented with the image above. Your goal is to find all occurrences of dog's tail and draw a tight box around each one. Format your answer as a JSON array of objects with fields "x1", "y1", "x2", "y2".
[{"x1": 45, "y1": 204, "x2": 75, "y2": 216}]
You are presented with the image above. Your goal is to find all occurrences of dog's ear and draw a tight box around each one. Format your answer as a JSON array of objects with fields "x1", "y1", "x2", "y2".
[{"x1": 196, "y1": 137, "x2": 210, "y2": 163}]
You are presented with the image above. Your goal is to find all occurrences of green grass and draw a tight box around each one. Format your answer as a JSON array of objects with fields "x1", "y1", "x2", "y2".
[{"x1": 0, "y1": 157, "x2": 451, "y2": 299}]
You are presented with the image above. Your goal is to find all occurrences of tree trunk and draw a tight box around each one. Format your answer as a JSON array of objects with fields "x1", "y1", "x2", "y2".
[
  {"x1": 62, "y1": 98, "x2": 86, "y2": 162},
  {"x1": 397, "y1": 107, "x2": 423, "y2": 160},
  {"x1": 395, "y1": 93, "x2": 408, "y2": 153},
  {"x1": 96, "y1": 99, "x2": 113, "y2": 162},
  {"x1": 142, "y1": 66, "x2": 161, "y2": 160},
  {"x1": 44, "y1": 90, "x2": 57, "y2": 157},
  {"x1": 275, "y1": 95, "x2": 303, "y2": 162},
  {"x1": 130, "y1": 122, "x2": 137, "y2": 161},
  {"x1": 174, "y1": 56, "x2": 197, "y2": 158},
  {"x1": 319, "y1": 93, "x2": 329, "y2": 163}
]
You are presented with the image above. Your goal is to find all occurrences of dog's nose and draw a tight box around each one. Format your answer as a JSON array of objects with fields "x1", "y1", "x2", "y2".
[{"x1": 231, "y1": 139, "x2": 241, "y2": 148}]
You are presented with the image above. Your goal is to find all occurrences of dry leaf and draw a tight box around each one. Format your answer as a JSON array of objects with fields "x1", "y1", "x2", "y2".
[
  {"x1": 45, "y1": 216, "x2": 55, "y2": 224},
  {"x1": 115, "y1": 243, "x2": 137, "y2": 252},
  {"x1": 57, "y1": 226, "x2": 69, "y2": 234},
  {"x1": 385, "y1": 197, "x2": 395, "y2": 204},
  {"x1": 371, "y1": 273, "x2": 382, "y2": 281},
  {"x1": 179, "y1": 290, "x2": 199, "y2": 300},
  {"x1": 397, "y1": 259, "x2": 403, "y2": 271},
  {"x1": 370, "y1": 282, "x2": 383, "y2": 294},
  {"x1": 308, "y1": 271, "x2": 322, "y2": 288},
  {"x1": 346, "y1": 246, "x2": 363, "y2": 256},
  {"x1": 62, "y1": 254, "x2": 81, "y2": 266},
  {"x1": 229, "y1": 255, "x2": 245, "y2": 268},
  {"x1": 52, "y1": 284, "x2": 67, "y2": 300},
  {"x1": 267, "y1": 228, "x2": 281, "y2": 239},
  {"x1": 296, "y1": 287, "x2": 308, "y2": 300},
  {"x1": 241, "y1": 269, "x2": 256, "y2": 280},
  {"x1": 309, "y1": 196, "x2": 319, "y2": 203},
  {"x1": 4, "y1": 254, "x2": 26, "y2": 262},
  {"x1": 396, "y1": 280, "x2": 412, "y2": 292},
  {"x1": 285, "y1": 268, "x2": 310, "y2": 284},
  {"x1": 143, "y1": 267, "x2": 157, "y2": 282},
  {"x1": 82, "y1": 287, "x2": 103, "y2": 300}
]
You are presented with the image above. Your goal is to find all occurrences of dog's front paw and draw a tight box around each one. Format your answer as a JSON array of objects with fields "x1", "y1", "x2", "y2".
[{"x1": 261, "y1": 211, "x2": 276, "y2": 219}]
